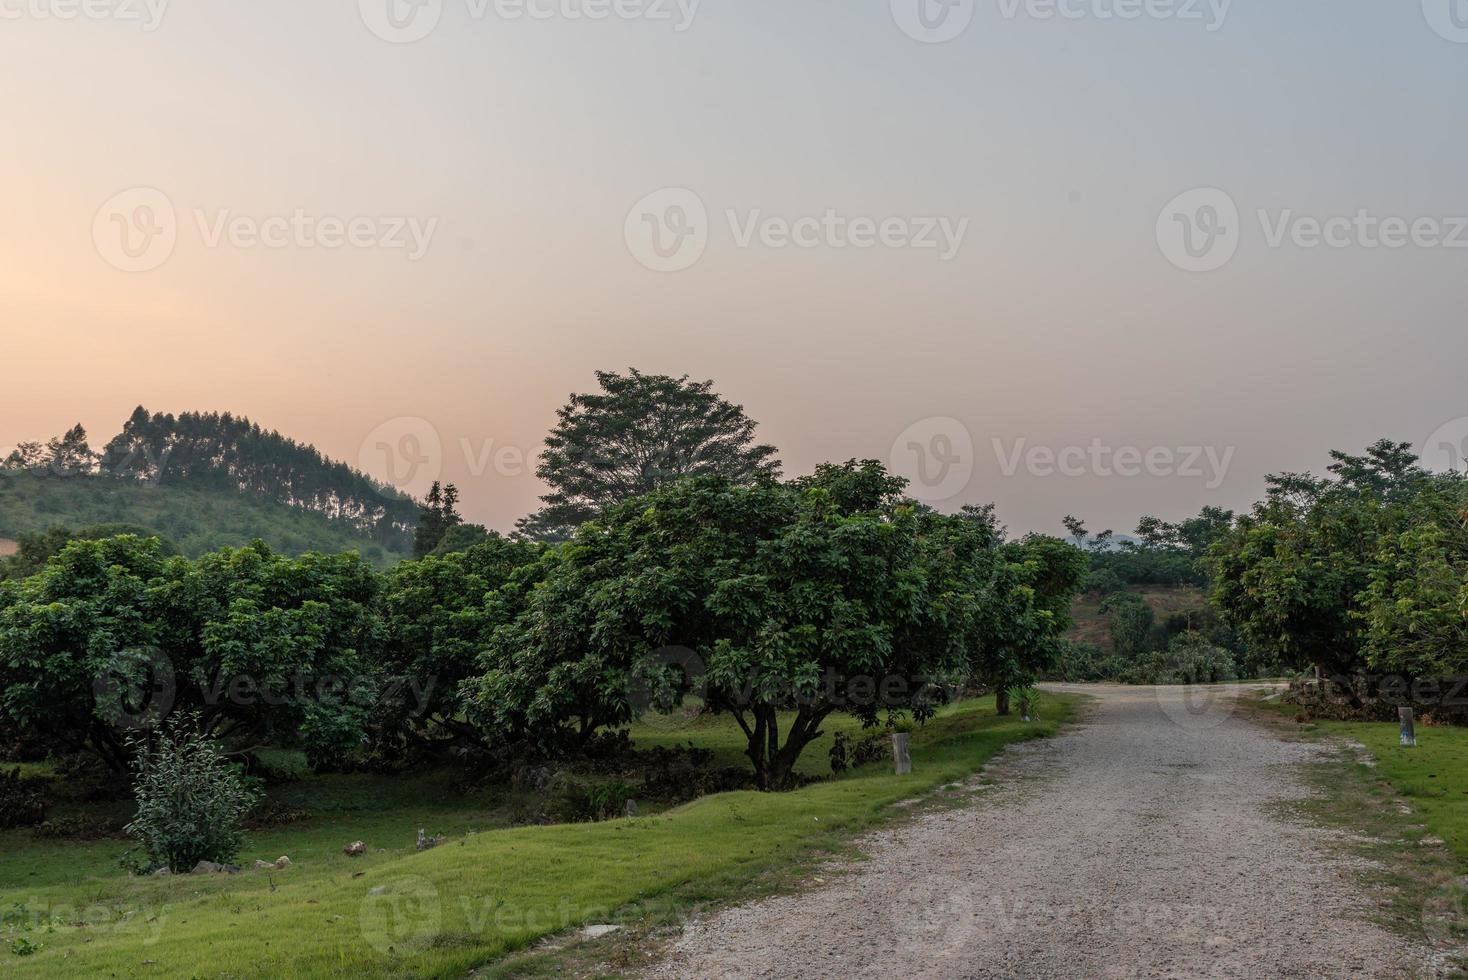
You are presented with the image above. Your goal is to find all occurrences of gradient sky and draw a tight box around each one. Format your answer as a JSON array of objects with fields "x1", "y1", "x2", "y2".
[{"x1": 4, "y1": 1, "x2": 1466, "y2": 536}]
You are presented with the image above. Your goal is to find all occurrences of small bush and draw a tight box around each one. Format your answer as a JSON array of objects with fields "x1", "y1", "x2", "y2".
[
  {"x1": 0, "y1": 767, "x2": 47, "y2": 829},
  {"x1": 829, "y1": 732, "x2": 889, "y2": 774},
  {"x1": 125, "y1": 720, "x2": 259, "y2": 873},
  {"x1": 546, "y1": 774, "x2": 636, "y2": 823}
]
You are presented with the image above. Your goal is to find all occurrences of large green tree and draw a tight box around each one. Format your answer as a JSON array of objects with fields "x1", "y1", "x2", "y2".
[
  {"x1": 1205, "y1": 440, "x2": 1438, "y2": 679},
  {"x1": 474, "y1": 462, "x2": 1081, "y2": 788},
  {"x1": 517, "y1": 369, "x2": 782, "y2": 540}
]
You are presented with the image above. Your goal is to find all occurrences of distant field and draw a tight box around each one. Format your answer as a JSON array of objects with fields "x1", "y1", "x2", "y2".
[
  {"x1": 0, "y1": 471, "x2": 410, "y2": 566},
  {"x1": 0, "y1": 537, "x2": 16, "y2": 557}
]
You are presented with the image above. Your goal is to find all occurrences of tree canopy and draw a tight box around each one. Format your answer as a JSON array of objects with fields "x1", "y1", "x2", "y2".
[{"x1": 517, "y1": 369, "x2": 782, "y2": 540}]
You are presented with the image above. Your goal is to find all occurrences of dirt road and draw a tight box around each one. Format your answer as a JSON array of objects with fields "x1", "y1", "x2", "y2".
[{"x1": 650, "y1": 684, "x2": 1435, "y2": 979}]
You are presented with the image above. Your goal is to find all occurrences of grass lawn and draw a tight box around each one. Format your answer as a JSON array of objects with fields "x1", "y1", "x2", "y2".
[
  {"x1": 1, "y1": 694, "x2": 1076, "y2": 977},
  {"x1": 1327, "y1": 718, "x2": 1468, "y2": 864},
  {"x1": 1251, "y1": 696, "x2": 1468, "y2": 965}
]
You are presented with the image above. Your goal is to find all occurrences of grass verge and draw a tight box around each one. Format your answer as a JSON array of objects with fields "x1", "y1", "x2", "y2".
[
  {"x1": 1, "y1": 694, "x2": 1076, "y2": 978},
  {"x1": 1247, "y1": 696, "x2": 1468, "y2": 976}
]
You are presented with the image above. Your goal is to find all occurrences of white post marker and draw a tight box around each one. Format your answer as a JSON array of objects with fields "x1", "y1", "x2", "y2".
[
  {"x1": 892, "y1": 733, "x2": 912, "y2": 775},
  {"x1": 1399, "y1": 707, "x2": 1417, "y2": 747}
]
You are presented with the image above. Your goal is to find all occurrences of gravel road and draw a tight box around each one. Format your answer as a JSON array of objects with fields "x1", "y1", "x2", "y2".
[{"x1": 648, "y1": 684, "x2": 1437, "y2": 979}]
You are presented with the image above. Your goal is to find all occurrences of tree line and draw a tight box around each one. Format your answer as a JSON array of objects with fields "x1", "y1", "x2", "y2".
[
  {"x1": 5, "y1": 408, "x2": 419, "y2": 551},
  {"x1": 1, "y1": 369, "x2": 1099, "y2": 789}
]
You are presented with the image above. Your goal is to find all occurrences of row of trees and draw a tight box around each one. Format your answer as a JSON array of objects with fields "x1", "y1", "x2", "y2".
[
  {"x1": 1205, "y1": 439, "x2": 1468, "y2": 682},
  {"x1": 0, "y1": 463, "x2": 1082, "y2": 789}
]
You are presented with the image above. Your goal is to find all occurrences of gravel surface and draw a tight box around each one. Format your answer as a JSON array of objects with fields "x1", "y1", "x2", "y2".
[{"x1": 648, "y1": 684, "x2": 1437, "y2": 979}]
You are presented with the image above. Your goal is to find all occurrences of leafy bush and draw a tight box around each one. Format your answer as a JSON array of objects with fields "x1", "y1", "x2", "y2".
[
  {"x1": 546, "y1": 774, "x2": 637, "y2": 823},
  {"x1": 124, "y1": 721, "x2": 259, "y2": 873},
  {"x1": 0, "y1": 767, "x2": 47, "y2": 829},
  {"x1": 829, "y1": 731, "x2": 891, "y2": 774}
]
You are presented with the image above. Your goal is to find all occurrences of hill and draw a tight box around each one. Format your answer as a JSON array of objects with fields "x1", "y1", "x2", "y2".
[
  {"x1": 1068, "y1": 584, "x2": 1210, "y2": 651},
  {"x1": 0, "y1": 469, "x2": 412, "y2": 566}
]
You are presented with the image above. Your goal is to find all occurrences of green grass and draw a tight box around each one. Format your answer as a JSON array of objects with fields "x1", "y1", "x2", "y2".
[
  {"x1": 1254, "y1": 697, "x2": 1468, "y2": 866},
  {"x1": 1249, "y1": 697, "x2": 1468, "y2": 971},
  {"x1": 0, "y1": 470, "x2": 410, "y2": 566},
  {"x1": 0, "y1": 695, "x2": 1074, "y2": 978},
  {"x1": 1324, "y1": 719, "x2": 1468, "y2": 863}
]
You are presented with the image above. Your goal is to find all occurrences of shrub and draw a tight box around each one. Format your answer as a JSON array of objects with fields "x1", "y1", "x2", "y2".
[
  {"x1": 545, "y1": 774, "x2": 637, "y2": 823},
  {"x1": 0, "y1": 767, "x2": 47, "y2": 829},
  {"x1": 125, "y1": 721, "x2": 259, "y2": 873}
]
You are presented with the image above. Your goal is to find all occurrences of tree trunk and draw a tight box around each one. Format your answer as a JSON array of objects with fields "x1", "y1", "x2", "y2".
[
  {"x1": 742, "y1": 705, "x2": 829, "y2": 791},
  {"x1": 995, "y1": 687, "x2": 1011, "y2": 716}
]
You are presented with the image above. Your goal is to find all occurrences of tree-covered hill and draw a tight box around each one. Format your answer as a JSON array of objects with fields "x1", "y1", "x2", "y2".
[
  {"x1": 0, "y1": 469, "x2": 411, "y2": 566},
  {"x1": 1, "y1": 407, "x2": 421, "y2": 565}
]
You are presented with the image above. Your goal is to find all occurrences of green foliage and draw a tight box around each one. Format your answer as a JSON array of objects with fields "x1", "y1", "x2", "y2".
[
  {"x1": 412, "y1": 481, "x2": 463, "y2": 558},
  {"x1": 545, "y1": 774, "x2": 637, "y2": 823},
  {"x1": 0, "y1": 469, "x2": 409, "y2": 567},
  {"x1": 517, "y1": 369, "x2": 782, "y2": 540},
  {"x1": 1100, "y1": 592, "x2": 1154, "y2": 656},
  {"x1": 125, "y1": 720, "x2": 259, "y2": 872},
  {"x1": 99, "y1": 407, "x2": 418, "y2": 547},
  {"x1": 472, "y1": 461, "x2": 1083, "y2": 789},
  {"x1": 0, "y1": 536, "x2": 385, "y2": 769},
  {"x1": 0, "y1": 522, "x2": 178, "y2": 581},
  {"x1": 10, "y1": 937, "x2": 42, "y2": 957},
  {"x1": 0, "y1": 766, "x2": 46, "y2": 829},
  {"x1": 377, "y1": 534, "x2": 544, "y2": 748},
  {"x1": 1206, "y1": 439, "x2": 1467, "y2": 680}
]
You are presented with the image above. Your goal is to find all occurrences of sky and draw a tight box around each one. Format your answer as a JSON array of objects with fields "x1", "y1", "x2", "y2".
[{"x1": 3, "y1": 0, "x2": 1467, "y2": 536}]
